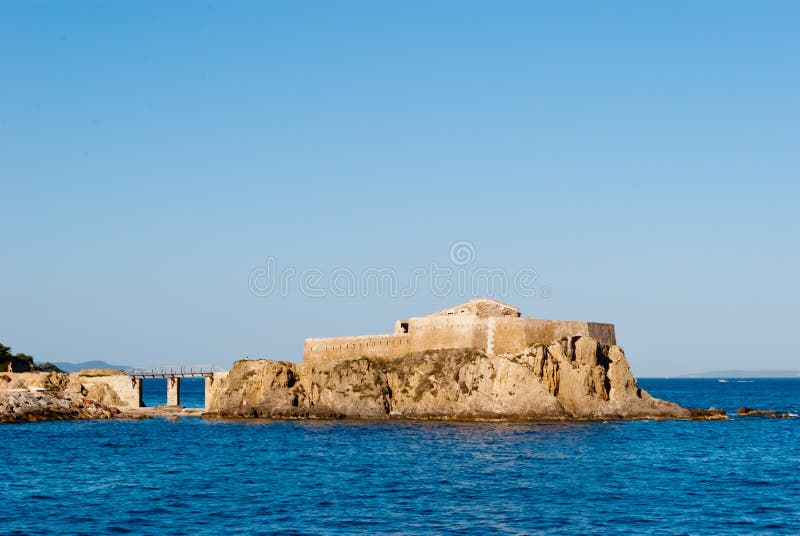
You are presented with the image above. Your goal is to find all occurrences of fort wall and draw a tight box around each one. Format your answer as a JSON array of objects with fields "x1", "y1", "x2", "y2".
[
  {"x1": 304, "y1": 318, "x2": 616, "y2": 364},
  {"x1": 587, "y1": 322, "x2": 617, "y2": 346},
  {"x1": 406, "y1": 316, "x2": 487, "y2": 354},
  {"x1": 490, "y1": 318, "x2": 615, "y2": 354},
  {"x1": 302, "y1": 300, "x2": 616, "y2": 365},
  {"x1": 303, "y1": 334, "x2": 411, "y2": 366}
]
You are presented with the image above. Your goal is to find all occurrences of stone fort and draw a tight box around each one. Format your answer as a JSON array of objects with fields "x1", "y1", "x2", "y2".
[{"x1": 303, "y1": 298, "x2": 616, "y2": 365}]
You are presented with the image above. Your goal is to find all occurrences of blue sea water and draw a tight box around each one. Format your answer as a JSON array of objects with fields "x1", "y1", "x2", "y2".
[
  {"x1": 2, "y1": 379, "x2": 798, "y2": 535},
  {"x1": 141, "y1": 378, "x2": 206, "y2": 408}
]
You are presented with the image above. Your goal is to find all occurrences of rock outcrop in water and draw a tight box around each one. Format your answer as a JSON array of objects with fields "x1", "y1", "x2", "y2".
[
  {"x1": 0, "y1": 370, "x2": 126, "y2": 423},
  {"x1": 0, "y1": 390, "x2": 117, "y2": 423},
  {"x1": 737, "y1": 406, "x2": 794, "y2": 418},
  {"x1": 207, "y1": 336, "x2": 695, "y2": 420}
]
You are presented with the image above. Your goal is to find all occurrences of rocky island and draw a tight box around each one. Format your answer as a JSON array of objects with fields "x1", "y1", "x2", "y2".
[
  {"x1": 2, "y1": 300, "x2": 735, "y2": 422},
  {"x1": 207, "y1": 339, "x2": 695, "y2": 420},
  {"x1": 208, "y1": 299, "x2": 719, "y2": 420}
]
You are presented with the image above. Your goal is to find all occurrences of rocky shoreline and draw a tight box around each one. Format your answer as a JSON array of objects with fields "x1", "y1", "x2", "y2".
[{"x1": 0, "y1": 389, "x2": 118, "y2": 423}]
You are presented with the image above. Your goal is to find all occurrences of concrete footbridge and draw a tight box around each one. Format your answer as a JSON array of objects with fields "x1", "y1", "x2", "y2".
[{"x1": 125, "y1": 365, "x2": 224, "y2": 407}]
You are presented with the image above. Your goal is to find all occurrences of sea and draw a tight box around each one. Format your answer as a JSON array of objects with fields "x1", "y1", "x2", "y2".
[{"x1": 2, "y1": 378, "x2": 798, "y2": 535}]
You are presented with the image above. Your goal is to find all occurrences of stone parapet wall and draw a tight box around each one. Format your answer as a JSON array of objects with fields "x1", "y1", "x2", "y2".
[
  {"x1": 303, "y1": 314, "x2": 616, "y2": 365},
  {"x1": 407, "y1": 316, "x2": 488, "y2": 354},
  {"x1": 491, "y1": 318, "x2": 617, "y2": 354},
  {"x1": 587, "y1": 322, "x2": 617, "y2": 346},
  {"x1": 304, "y1": 334, "x2": 411, "y2": 366}
]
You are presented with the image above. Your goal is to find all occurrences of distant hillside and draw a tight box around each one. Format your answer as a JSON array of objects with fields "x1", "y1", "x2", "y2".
[
  {"x1": 52, "y1": 360, "x2": 130, "y2": 373},
  {"x1": 680, "y1": 370, "x2": 800, "y2": 379}
]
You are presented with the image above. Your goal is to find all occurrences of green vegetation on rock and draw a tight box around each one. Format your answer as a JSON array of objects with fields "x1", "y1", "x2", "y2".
[{"x1": 0, "y1": 342, "x2": 64, "y2": 374}]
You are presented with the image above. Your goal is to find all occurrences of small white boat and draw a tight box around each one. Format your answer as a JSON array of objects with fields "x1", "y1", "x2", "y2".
[{"x1": 718, "y1": 379, "x2": 728, "y2": 383}]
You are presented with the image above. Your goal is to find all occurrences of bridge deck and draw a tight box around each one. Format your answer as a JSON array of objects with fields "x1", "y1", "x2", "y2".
[{"x1": 125, "y1": 366, "x2": 217, "y2": 378}]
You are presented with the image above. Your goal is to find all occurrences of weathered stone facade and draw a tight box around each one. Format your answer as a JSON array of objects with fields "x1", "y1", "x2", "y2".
[{"x1": 303, "y1": 298, "x2": 616, "y2": 365}]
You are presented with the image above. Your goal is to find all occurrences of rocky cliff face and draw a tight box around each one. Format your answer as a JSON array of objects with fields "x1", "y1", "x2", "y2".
[{"x1": 206, "y1": 337, "x2": 691, "y2": 420}]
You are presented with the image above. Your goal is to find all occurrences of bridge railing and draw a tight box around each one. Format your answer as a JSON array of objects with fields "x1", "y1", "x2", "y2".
[{"x1": 125, "y1": 365, "x2": 221, "y2": 378}]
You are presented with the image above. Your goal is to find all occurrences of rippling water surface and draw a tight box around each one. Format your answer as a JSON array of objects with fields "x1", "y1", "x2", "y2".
[{"x1": 2, "y1": 379, "x2": 799, "y2": 534}]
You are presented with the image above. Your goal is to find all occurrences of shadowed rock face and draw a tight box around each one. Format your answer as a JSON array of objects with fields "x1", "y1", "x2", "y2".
[{"x1": 206, "y1": 337, "x2": 691, "y2": 420}]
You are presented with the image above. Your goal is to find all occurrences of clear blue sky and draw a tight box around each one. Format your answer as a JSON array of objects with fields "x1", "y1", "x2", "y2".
[{"x1": 2, "y1": 1, "x2": 798, "y2": 376}]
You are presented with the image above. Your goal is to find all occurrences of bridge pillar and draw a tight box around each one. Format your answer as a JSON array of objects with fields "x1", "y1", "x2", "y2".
[
  {"x1": 166, "y1": 376, "x2": 181, "y2": 406},
  {"x1": 134, "y1": 377, "x2": 143, "y2": 408},
  {"x1": 204, "y1": 375, "x2": 213, "y2": 410}
]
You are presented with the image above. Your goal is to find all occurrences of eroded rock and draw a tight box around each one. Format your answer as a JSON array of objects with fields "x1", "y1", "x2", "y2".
[
  {"x1": 0, "y1": 390, "x2": 117, "y2": 423},
  {"x1": 206, "y1": 337, "x2": 695, "y2": 421}
]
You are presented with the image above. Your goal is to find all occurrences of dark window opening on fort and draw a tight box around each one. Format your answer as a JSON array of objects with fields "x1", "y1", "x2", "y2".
[{"x1": 400, "y1": 322, "x2": 409, "y2": 333}]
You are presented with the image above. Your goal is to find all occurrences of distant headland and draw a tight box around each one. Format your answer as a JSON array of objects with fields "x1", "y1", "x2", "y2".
[
  {"x1": 51, "y1": 360, "x2": 130, "y2": 374},
  {"x1": 679, "y1": 370, "x2": 800, "y2": 379}
]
